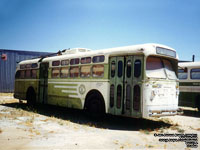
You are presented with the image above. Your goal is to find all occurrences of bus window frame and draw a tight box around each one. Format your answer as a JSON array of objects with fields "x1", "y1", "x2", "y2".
[{"x1": 190, "y1": 68, "x2": 200, "y2": 80}]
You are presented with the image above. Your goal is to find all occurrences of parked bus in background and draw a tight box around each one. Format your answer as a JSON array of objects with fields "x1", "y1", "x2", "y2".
[
  {"x1": 14, "y1": 43, "x2": 180, "y2": 118},
  {"x1": 178, "y1": 61, "x2": 200, "y2": 111}
]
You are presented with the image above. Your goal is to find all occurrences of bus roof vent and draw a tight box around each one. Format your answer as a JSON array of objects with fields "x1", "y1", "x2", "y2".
[{"x1": 61, "y1": 48, "x2": 91, "y2": 55}]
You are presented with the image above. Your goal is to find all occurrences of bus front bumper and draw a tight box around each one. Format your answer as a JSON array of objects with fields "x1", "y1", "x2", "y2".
[{"x1": 149, "y1": 108, "x2": 183, "y2": 117}]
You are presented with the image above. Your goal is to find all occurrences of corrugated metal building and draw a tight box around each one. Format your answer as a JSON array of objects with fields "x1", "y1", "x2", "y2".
[{"x1": 0, "y1": 49, "x2": 51, "y2": 92}]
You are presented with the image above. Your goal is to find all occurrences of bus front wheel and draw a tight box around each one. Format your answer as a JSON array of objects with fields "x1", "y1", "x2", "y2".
[{"x1": 86, "y1": 93, "x2": 105, "y2": 118}]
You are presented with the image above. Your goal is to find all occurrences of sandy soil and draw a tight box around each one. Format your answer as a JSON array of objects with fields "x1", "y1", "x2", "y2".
[{"x1": 0, "y1": 93, "x2": 199, "y2": 150}]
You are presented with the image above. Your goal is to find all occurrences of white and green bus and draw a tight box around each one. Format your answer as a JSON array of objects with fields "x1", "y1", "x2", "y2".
[
  {"x1": 178, "y1": 61, "x2": 200, "y2": 111},
  {"x1": 14, "y1": 43, "x2": 180, "y2": 118}
]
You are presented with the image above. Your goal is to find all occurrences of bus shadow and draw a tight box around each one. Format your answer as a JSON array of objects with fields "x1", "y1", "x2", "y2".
[
  {"x1": 2, "y1": 102, "x2": 172, "y2": 131},
  {"x1": 181, "y1": 109, "x2": 200, "y2": 118}
]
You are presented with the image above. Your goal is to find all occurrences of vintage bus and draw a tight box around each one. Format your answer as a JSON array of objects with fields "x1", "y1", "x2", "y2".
[
  {"x1": 178, "y1": 61, "x2": 200, "y2": 111},
  {"x1": 14, "y1": 43, "x2": 180, "y2": 118}
]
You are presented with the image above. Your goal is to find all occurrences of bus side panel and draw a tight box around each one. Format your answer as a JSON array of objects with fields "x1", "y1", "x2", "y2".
[
  {"x1": 47, "y1": 80, "x2": 82, "y2": 109},
  {"x1": 14, "y1": 80, "x2": 26, "y2": 100}
]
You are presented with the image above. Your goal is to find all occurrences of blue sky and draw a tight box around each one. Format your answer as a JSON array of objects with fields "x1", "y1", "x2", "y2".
[{"x1": 0, "y1": 0, "x2": 200, "y2": 61}]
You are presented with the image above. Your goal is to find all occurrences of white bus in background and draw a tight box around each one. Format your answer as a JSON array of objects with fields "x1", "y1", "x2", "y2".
[
  {"x1": 14, "y1": 43, "x2": 180, "y2": 118},
  {"x1": 178, "y1": 61, "x2": 200, "y2": 111}
]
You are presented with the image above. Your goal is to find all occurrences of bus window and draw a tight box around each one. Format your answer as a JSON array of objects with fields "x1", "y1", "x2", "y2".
[
  {"x1": 25, "y1": 64, "x2": 31, "y2": 69},
  {"x1": 31, "y1": 70, "x2": 37, "y2": 78},
  {"x1": 93, "y1": 55, "x2": 105, "y2": 63},
  {"x1": 70, "y1": 66, "x2": 79, "y2": 77},
  {"x1": 163, "y1": 59, "x2": 177, "y2": 80},
  {"x1": 118, "y1": 61, "x2": 123, "y2": 77},
  {"x1": 133, "y1": 85, "x2": 140, "y2": 111},
  {"x1": 178, "y1": 68, "x2": 188, "y2": 80},
  {"x1": 61, "y1": 60, "x2": 69, "y2": 66},
  {"x1": 52, "y1": 61, "x2": 60, "y2": 66},
  {"x1": 126, "y1": 84, "x2": 131, "y2": 110},
  {"x1": 31, "y1": 63, "x2": 38, "y2": 68},
  {"x1": 111, "y1": 61, "x2": 116, "y2": 77},
  {"x1": 146, "y1": 57, "x2": 166, "y2": 78},
  {"x1": 191, "y1": 68, "x2": 200, "y2": 79},
  {"x1": 52, "y1": 68, "x2": 60, "y2": 78},
  {"x1": 20, "y1": 70, "x2": 25, "y2": 78},
  {"x1": 117, "y1": 85, "x2": 122, "y2": 108},
  {"x1": 20, "y1": 65, "x2": 25, "y2": 69},
  {"x1": 70, "y1": 58, "x2": 79, "y2": 65},
  {"x1": 60, "y1": 67, "x2": 69, "y2": 78},
  {"x1": 80, "y1": 66, "x2": 91, "y2": 77},
  {"x1": 25, "y1": 70, "x2": 31, "y2": 78},
  {"x1": 81, "y1": 57, "x2": 91, "y2": 64},
  {"x1": 92, "y1": 65, "x2": 104, "y2": 77},
  {"x1": 127, "y1": 60, "x2": 131, "y2": 78},
  {"x1": 134, "y1": 60, "x2": 141, "y2": 78},
  {"x1": 110, "y1": 84, "x2": 114, "y2": 107}
]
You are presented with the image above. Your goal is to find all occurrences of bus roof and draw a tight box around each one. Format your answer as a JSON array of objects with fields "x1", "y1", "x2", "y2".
[
  {"x1": 18, "y1": 43, "x2": 177, "y2": 65},
  {"x1": 179, "y1": 61, "x2": 200, "y2": 68},
  {"x1": 42, "y1": 43, "x2": 177, "y2": 62}
]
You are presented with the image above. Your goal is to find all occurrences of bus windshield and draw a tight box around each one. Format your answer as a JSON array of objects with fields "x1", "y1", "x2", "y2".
[{"x1": 146, "y1": 56, "x2": 177, "y2": 79}]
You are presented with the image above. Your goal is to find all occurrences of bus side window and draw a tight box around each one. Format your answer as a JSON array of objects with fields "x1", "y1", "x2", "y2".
[
  {"x1": 92, "y1": 65, "x2": 104, "y2": 77},
  {"x1": 81, "y1": 57, "x2": 91, "y2": 64},
  {"x1": 31, "y1": 69, "x2": 37, "y2": 78},
  {"x1": 52, "y1": 68, "x2": 60, "y2": 78},
  {"x1": 60, "y1": 67, "x2": 69, "y2": 78},
  {"x1": 117, "y1": 85, "x2": 122, "y2": 108},
  {"x1": 25, "y1": 70, "x2": 31, "y2": 78},
  {"x1": 111, "y1": 61, "x2": 115, "y2": 77},
  {"x1": 110, "y1": 84, "x2": 114, "y2": 107},
  {"x1": 93, "y1": 55, "x2": 105, "y2": 63},
  {"x1": 20, "y1": 65, "x2": 25, "y2": 69},
  {"x1": 61, "y1": 60, "x2": 69, "y2": 66},
  {"x1": 70, "y1": 58, "x2": 79, "y2": 65},
  {"x1": 70, "y1": 66, "x2": 79, "y2": 77},
  {"x1": 118, "y1": 61, "x2": 123, "y2": 77},
  {"x1": 127, "y1": 60, "x2": 131, "y2": 78},
  {"x1": 178, "y1": 68, "x2": 188, "y2": 80},
  {"x1": 20, "y1": 70, "x2": 25, "y2": 78},
  {"x1": 191, "y1": 68, "x2": 200, "y2": 79},
  {"x1": 134, "y1": 60, "x2": 141, "y2": 78},
  {"x1": 80, "y1": 66, "x2": 91, "y2": 77},
  {"x1": 52, "y1": 61, "x2": 60, "y2": 66}
]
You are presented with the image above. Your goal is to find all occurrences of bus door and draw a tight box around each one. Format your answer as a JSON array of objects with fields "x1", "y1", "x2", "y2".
[
  {"x1": 109, "y1": 57, "x2": 124, "y2": 115},
  {"x1": 39, "y1": 62, "x2": 49, "y2": 104},
  {"x1": 109, "y1": 56, "x2": 143, "y2": 117},
  {"x1": 124, "y1": 56, "x2": 143, "y2": 117}
]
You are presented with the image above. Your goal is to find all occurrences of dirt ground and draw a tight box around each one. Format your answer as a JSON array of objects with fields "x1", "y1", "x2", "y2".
[{"x1": 0, "y1": 93, "x2": 199, "y2": 150}]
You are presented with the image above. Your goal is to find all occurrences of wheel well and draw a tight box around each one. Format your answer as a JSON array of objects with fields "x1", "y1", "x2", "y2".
[
  {"x1": 84, "y1": 90, "x2": 105, "y2": 112},
  {"x1": 26, "y1": 86, "x2": 35, "y2": 100}
]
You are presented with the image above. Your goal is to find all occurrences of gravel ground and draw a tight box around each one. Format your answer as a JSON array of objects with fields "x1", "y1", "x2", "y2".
[{"x1": 0, "y1": 93, "x2": 199, "y2": 150}]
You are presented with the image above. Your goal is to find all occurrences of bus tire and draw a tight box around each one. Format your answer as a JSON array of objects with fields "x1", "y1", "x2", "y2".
[
  {"x1": 26, "y1": 87, "x2": 36, "y2": 106},
  {"x1": 85, "y1": 92, "x2": 105, "y2": 118}
]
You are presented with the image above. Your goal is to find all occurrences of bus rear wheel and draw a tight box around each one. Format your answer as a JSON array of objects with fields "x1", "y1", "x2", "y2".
[
  {"x1": 86, "y1": 93, "x2": 105, "y2": 118},
  {"x1": 26, "y1": 88, "x2": 36, "y2": 106}
]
